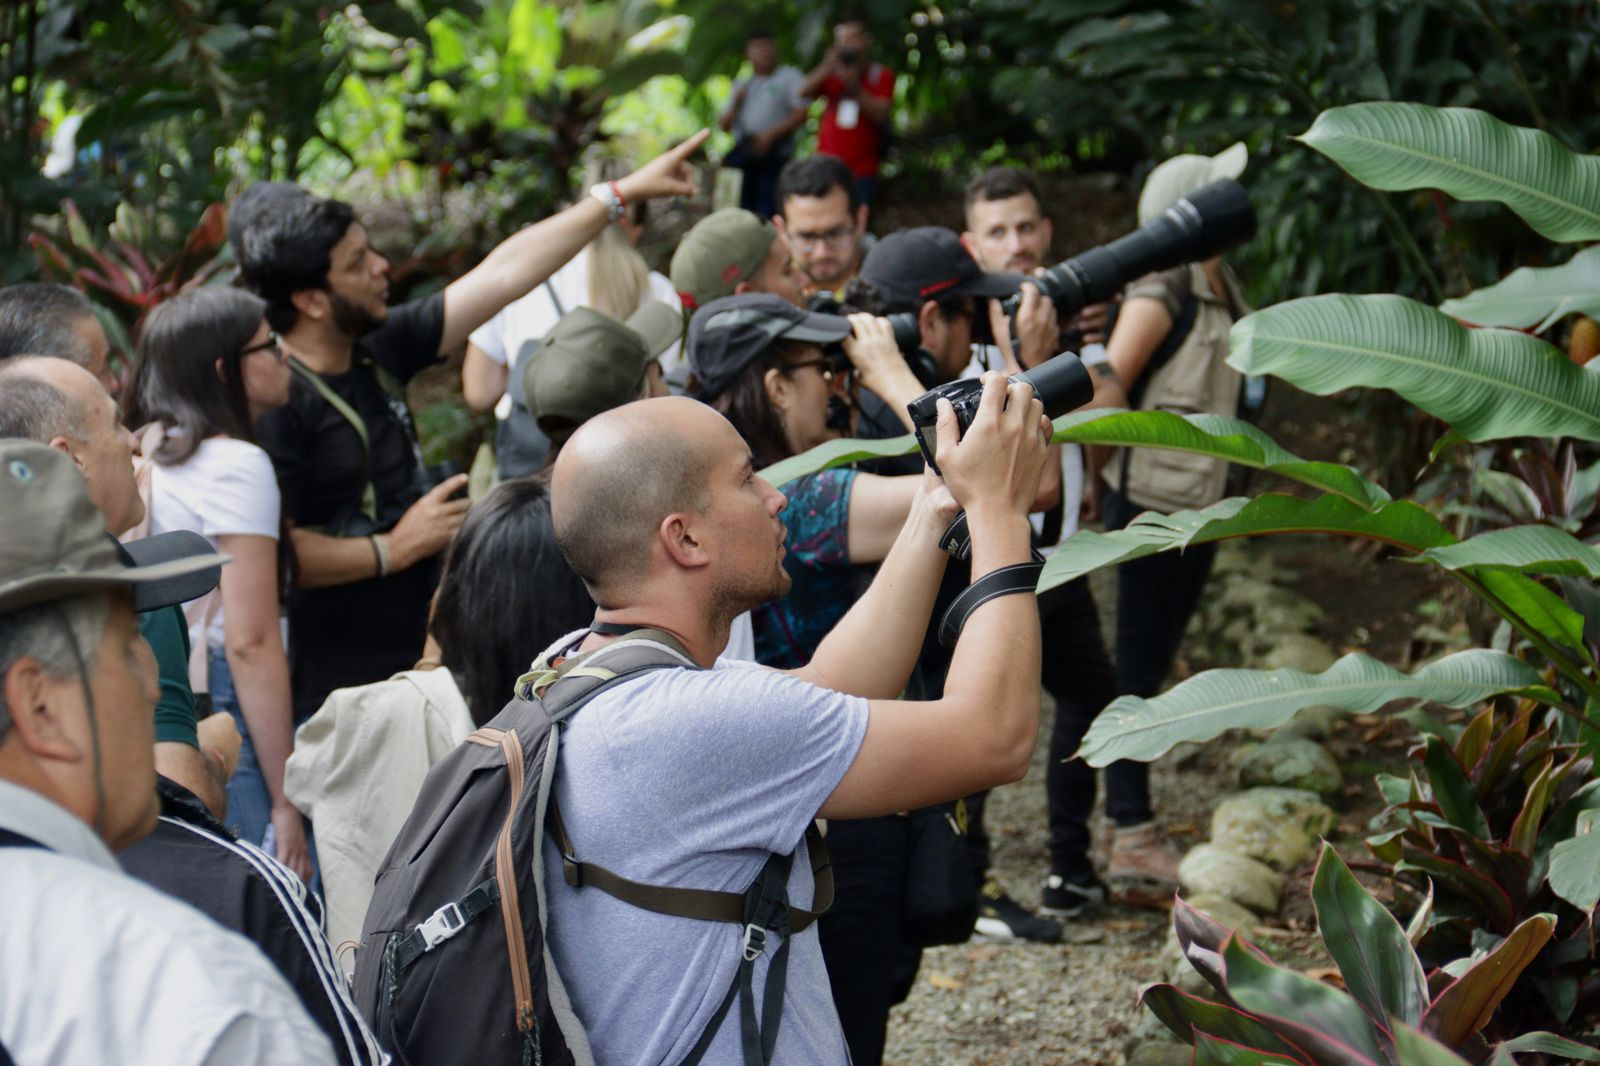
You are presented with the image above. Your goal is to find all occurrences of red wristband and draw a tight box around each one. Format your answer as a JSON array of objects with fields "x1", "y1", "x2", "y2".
[{"x1": 610, "y1": 180, "x2": 627, "y2": 208}]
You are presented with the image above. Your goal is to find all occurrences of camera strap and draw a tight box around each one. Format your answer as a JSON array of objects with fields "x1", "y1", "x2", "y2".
[{"x1": 938, "y1": 562, "x2": 1045, "y2": 648}]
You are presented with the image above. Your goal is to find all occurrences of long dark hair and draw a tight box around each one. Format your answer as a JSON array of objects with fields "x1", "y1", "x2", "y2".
[
  {"x1": 432, "y1": 476, "x2": 595, "y2": 725},
  {"x1": 123, "y1": 287, "x2": 267, "y2": 465},
  {"x1": 706, "y1": 338, "x2": 814, "y2": 469}
]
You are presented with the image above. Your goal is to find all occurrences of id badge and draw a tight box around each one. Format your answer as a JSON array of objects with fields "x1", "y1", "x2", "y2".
[{"x1": 837, "y1": 98, "x2": 860, "y2": 129}]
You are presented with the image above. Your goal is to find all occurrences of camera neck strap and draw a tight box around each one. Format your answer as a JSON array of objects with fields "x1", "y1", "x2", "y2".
[{"x1": 935, "y1": 511, "x2": 1045, "y2": 647}]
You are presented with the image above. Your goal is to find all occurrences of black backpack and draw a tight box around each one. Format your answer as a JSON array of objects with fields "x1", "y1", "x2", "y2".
[{"x1": 351, "y1": 629, "x2": 833, "y2": 1066}]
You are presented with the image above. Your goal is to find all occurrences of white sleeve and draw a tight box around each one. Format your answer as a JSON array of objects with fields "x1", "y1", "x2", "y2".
[
  {"x1": 468, "y1": 307, "x2": 510, "y2": 365},
  {"x1": 647, "y1": 272, "x2": 686, "y2": 373},
  {"x1": 194, "y1": 443, "x2": 280, "y2": 539}
]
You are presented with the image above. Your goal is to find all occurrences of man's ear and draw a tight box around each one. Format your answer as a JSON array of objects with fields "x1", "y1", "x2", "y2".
[
  {"x1": 45, "y1": 435, "x2": 85, "y2": 474},
  {"x1": 289, "y1": 288, "x2": 326, "y2": 323},
  {"x1": 854, "y1": 204, "x2": 869, "y2": 235},
  {"x1": 2, "y1": 659, "x2": 85, "y2": 764},
  {"x1": 214, "y1": 357, "x2": 228, "y2": 384},
  {"x1": 658, "y1": 511, "x2": 710, "y2": 570},
  {"x1": 772, "y1": 213, "x2": 790, "y2": 239},
  {"x1": 916, "y1": 299, "x2": 944, "y2": 350},
  {"x1": 762, "y1": 366, "x2": 790, "y2": 413},
  {"x1": 958, "y1": 231, "x2": 980, "y2": 262}
]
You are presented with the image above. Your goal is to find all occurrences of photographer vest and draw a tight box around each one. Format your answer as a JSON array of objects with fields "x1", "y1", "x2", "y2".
[{"x1": 1103, "y1": 262, "x2": 1249, "y2": 513}]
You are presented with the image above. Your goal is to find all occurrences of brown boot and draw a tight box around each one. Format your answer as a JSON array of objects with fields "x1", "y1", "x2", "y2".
[{"x1": 1107, "y1": 821, "x2": 1182, "y2": 905}]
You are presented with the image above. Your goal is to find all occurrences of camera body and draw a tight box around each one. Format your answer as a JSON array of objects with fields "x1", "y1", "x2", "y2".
[
  {"x1": 838, "y1": 47, "x2": 860, "y2": 64},
  {"x1": 905, "y1": 351, "x2": 1093, "y2": 473},
  {"x1": 1002, "y1": 177, "x2": 1257, "y2": 319}
]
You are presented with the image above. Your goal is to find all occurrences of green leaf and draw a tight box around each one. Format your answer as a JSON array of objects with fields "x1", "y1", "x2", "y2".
[
  {"x1": 757, "y1": 434, "x2": 915, "y2": 488},
  {"x1": 1424, "y1": 914, "x2": 1555, "y2": 1046},
  {"x1": 1423, "y1": 736, "x2": 1492, "y2": 840},
  {"x1": 1140, "y1": 984, "x2": 1310, "y2": 1059},
  {"x1": 1296, "y1": 103, "x2": 1600, "y2": 242},
  {"x1": 1472, "y1": 568, "x2": 1589, "y2": 654},
  {"x1": 1040, "y1": 492, "x2": 1454, "y2": 591},
  {"x1": 1548, "y1": 809, "x2": 1600, "y2": 913},
  {"x1": 1311, "y1": 846, "x2": 1429, "y2": 1029},
  {"x1": 1487, "y1": 1031, "x2": 1600, "y2": 1063},
  {"x1": 1222, "y1": 935, "x2": 1387, "y2": 1065},
  {"x1": 1230, "y1": 295, "x2": 1600, "y2": 444},
  {"x1": 1192, "y1": 1031, "x2": 1308, "y2": 1066},
  {"x1": 1078, "y1": 650, "x2": 1552, "y2": 767},
  {"x1": 1440, "y1": 247, "x2": 1600, "y2": 334},
  {"x1": 1050, "y1": 409, "x2": 1391, "y2": 509},
  {"x1": 1391, "y1": 1023, "x2": 1473, "y2": 1064},
  {"x1": 1420, "y1": 526, "x2": 1600, "y2": 579},
  {"x1": 1538, "y1": 779, "x2": 1600, "y2": 860}
]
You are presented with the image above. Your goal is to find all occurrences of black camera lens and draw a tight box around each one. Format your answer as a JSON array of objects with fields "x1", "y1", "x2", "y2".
[{"x1": 838, "y1": 47, "x2": 860, "y2": 63}]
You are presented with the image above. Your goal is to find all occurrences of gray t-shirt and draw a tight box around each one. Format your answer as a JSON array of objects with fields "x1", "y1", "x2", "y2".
[
  {"x1": 542, "y1": 648, "x2": 869, "y2": 1065},
  {"x1": 732, "y1": 66, "x2": 804, "y2": 142}
]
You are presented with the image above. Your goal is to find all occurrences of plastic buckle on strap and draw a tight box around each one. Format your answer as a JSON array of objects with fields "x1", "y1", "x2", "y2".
[
  {"x1": 741, "y1": 923, "x2": 767, "y2": 962},
  {"x1": 416, "y1": 901, "x2": 467, "y2": 950}
]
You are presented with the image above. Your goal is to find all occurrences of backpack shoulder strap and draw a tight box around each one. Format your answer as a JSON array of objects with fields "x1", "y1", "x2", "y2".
[
  {"x1": 287, "y1": 357, "x2": 379, "y2": 524},
  {"x1": 0, "y1": 827, "x2": 45, "y2": 850},
  {"x1": 1127, "y1": 283, "x2": 1199, "y2": 411}
]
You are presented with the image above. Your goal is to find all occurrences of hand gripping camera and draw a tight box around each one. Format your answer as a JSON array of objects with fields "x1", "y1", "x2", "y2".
[{"x1": 904, "y1": 351, "x2": 1093, "y2": 473}]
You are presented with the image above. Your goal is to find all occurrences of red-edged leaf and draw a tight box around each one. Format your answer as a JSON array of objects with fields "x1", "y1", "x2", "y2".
[
  {"x1": 1471, "y1": 709, "x2": 1532, "y2": 795},
  {"x1": 1423, "y1": 915, "x2": 1555, "y2": 1046},
  {"x1": 1425, "y1": 736, "x2": 1491, "y2": 839},
  {"x1": 1311, "y1": 845, "x2": 1429, "y2": 1030},
  {"x1": 1486, "y1": 1030, "x2": 1600, "y2": 1063},
  {"x1": 1174, "y1": 897, "x2": 1275, "y2": 1000},
  {"x1": 1454, "y1": 709, "x2": 1494, "y2": 777},
  {"x1": 1507, "y1": 759, "x2": 1555, "y2": 858},
  {"x1": 1222, "y1": 934, "x2": 1388, "y2": 1065},
  {"x1": 1391, "y1": 1021, "x2": 1473, "y2": 1063},
  {"x1": 1396, "y1": 848, "x2": 1515, "y2": 930},
  {"x1": 1140, "y1": 984, "x2": 1311, "y2": 1061},
  {"x1": 1193, "y1": 1030, "x2": 1310, "y2": 1065}
]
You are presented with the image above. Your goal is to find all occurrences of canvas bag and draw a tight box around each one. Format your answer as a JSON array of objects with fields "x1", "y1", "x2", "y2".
[{"x1": 350, "y1": 629, "x2": 834, "y2": 1066}]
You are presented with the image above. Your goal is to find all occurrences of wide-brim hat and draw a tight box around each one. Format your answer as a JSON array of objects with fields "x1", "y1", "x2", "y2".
[
  {"x1": 0, "y1": 442, "x2": 226, "y2": 617},
  {"x1": 1138, "y1": 142, "x2": 1249, "y2": 226}
]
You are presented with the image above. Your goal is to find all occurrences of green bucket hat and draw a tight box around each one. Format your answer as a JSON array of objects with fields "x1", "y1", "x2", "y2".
[{"x1": 523, "y1": 301, "x2": 683, "y2": 434}]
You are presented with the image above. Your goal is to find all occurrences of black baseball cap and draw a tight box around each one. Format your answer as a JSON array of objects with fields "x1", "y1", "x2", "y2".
[
  {"x1": 858, "y1": 226, "x2": 1027, "y2": 306},
  {"x1": 686, "y1": 293, "x2": 851, "y2": 401}
]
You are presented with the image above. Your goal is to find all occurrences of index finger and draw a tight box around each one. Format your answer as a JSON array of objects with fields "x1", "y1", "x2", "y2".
[
  {"x1": 666, "y1": 128, "x2": 711, "y2": 163},
  {"x1": 973, "y1": 370, "x2": 1011, "y2": 427}
]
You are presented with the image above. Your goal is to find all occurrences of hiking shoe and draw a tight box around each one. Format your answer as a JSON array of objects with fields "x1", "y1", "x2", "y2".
[
  {"x1": 1107, "y1": 821, "x2": 1182, "y2": 896},
  {"x1": 1039, "y1": 873, "x2": 1109, "y2": 919},
  {"x1": 974, "y1": 880, "x2": 1063, "y2": 943}
]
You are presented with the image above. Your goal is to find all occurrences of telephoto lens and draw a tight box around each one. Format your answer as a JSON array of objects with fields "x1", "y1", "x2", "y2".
[
  {"x1": 904, "y1": 351, "x2": 1093, "y2": 473},
  {"x1": 1005, "y1": 177, "x2": 1256, "y2": 318}
]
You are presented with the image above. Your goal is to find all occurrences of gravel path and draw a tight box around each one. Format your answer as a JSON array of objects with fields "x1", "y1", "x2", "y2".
[{"x1": 884, "y1": 570, "x2": 1237, "y2": 1065}]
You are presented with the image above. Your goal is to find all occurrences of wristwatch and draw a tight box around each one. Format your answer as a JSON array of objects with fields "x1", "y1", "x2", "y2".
[{"x1": 589, "y1": 181, "x2": 627, "y2": 222}]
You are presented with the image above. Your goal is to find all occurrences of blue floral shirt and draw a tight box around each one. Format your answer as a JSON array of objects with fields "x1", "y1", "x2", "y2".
[{"x1": 752, "y1": 469, "x2": 861, "y2": 669}]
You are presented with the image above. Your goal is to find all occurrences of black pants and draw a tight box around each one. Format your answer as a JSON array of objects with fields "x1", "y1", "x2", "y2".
[{"x1": 818, "y1": 815, "x2": 915, "y2": 1066}]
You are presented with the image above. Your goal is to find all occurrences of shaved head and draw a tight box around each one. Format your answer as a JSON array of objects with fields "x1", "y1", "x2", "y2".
[{"x1": 551, "y1": 398, "x2": 731, "y2": 601}]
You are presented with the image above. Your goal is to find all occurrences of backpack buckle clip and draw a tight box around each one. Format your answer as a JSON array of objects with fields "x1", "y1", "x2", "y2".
[
  {"x1": 417, "y1": 901, "x2": 466, "y2": 950},
  {"x1": 741, "y1": 922, "x2": 767, "y2": 962}
]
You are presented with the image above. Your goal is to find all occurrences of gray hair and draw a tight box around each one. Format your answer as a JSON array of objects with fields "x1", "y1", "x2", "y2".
[
  {"x1": 0, "y1": 283, "x2": 96, "y2": 366},
  {"x1": 0, "y1": 361, "x2": 80, "y2": 442},
  {"x1": 0, "y1": 593, "x2": 112, "y2": 744}
]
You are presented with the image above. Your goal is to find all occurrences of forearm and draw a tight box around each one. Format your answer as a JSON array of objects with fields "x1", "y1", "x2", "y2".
[
  {"x1": 289, "y1": 527, "x2": 380, "y2": 589},
  {"x1": 798, "y1": 63, "x2": 830, "y2": 98},
  {"x1": 861, "y1": 366, "x2": 925, "y2": 432},
  {"x1": 766, "y1": 107, "x2": 808, "y2": 140},
  {"x1": 1032, "y1": 444, "x2": 1063, "y2": 512},
  {"x1": 225, "y1": 641, "x2": 296, "y2": 808},
  {"x1": 801, "y1": 495, "x2": 950, "y2": 698},
  {"x1": 154, "y1": 741, "x2": 228, "y2": 819},
  {"x1": 859, "y1": 91, "x2": 891, "y2": 126},
  {"x1": 461, "y1": 346, "x2": 509, "y2": 411},
  {"x1": 440, "y1": 197, "x2": 610, "y2": 352}
]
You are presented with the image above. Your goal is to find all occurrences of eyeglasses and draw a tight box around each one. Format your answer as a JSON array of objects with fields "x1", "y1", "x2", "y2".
[
  {"x1": 787, "y1": 225, "x2": 855, "y2": 251},
  {"x1": 240, "y1": 332, "x2": 285, "y2": 361},
  {"x1": 782, "y1": 357, "x2": 851, "y2": 391}
]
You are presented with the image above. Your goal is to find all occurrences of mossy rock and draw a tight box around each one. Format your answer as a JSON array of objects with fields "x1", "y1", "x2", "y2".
[
  {"x1": 1251, "y1": 633, "x2": 1338, "y2": 673},
  {"x1": 1210, "y1": 787, "x2": 1336, "y2": 871},
  {"x1": 1177, "y1": 843, "x2": 1284, "y2": 914},
  {"x1": 1236, "y1": 737, "x2": 1343, "y2": 797}
]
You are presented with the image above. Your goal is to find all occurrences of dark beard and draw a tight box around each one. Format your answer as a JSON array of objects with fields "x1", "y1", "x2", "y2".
[{"x1": 328, "y1": 289, "x2": 383, "y2": 339}]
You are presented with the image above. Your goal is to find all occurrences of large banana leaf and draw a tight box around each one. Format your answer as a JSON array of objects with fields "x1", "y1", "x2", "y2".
[
  {"x1": 1419, "y1": 525, "x2": 1600, "y2": 579},
  {"x1": 1440, "y1": 247, "x2": 1600, "y2": 333},
  {"x1": 1297, "y1": 103, "x2": 1600, "y2": 242},
  {"x1": 1230, "y1": 295, "x2": 1600, "y2": 443},
  {"x1": 758, "y1": 434, "x2": 916, "y2": 487},
  {"x1": 1077, "y1": 650, "x2": 1555, "y2": 766},
  {"x1": 1038, "y1": 492, "x2": 1453, "y2": 591}
]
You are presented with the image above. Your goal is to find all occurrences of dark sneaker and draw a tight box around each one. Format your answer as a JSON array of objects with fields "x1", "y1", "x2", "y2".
[
  {"x1": 974, "y1": 880, "x2": 1063, "y2": 943},
  {"x1": 1039, "y1": 873, "x2": 1109, "y2": 919}
]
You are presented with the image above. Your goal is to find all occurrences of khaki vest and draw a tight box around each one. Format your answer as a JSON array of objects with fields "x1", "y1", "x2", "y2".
[{"x1": 1104, "y1": 263, "x2": 1249, "y2": 513}]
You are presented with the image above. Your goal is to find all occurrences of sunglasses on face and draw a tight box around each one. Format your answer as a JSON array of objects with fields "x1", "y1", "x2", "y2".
[{"x1": 239, "y1": 332, "x2": 285, "y2": 361}]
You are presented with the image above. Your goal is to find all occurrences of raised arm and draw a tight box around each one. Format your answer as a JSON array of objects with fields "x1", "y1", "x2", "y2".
[
  {"x1": 818, "y1": 374, "x2": 1049, "y2": 818},
  {"x1": 437, "y1": 130, "x2": 708, "y2": 353},
  {"x1": 1104, "y1": 295, "x2": 1174, "y2": 394}
]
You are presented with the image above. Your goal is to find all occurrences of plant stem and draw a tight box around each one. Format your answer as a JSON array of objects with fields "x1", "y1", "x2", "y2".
[
  {"x1": 1364, "y1": 187, "x2": 1445, "y2": 305},
  {"x1": 1470, "y1": 0, "x2": 1548, "y2": 130}
]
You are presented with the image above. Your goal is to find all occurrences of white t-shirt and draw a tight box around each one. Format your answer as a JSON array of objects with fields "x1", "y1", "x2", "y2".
[
  {"x1": 962, "y1": 342, "x2": 1109, "y2": 550},
  {"x1": 468, "y1": 247, "x2": 684, "y2": 420},
  {"x1": 148, "y1": 434, "x2": 280, "y2": 648}
]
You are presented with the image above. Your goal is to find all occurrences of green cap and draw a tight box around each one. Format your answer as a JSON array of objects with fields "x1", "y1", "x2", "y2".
[
  {"x1": 524, "y1": 301, "x2": 683, "y2": 434},
  {"x1": 669, "y1": 208, "x2": 776, "y2": 310},
  {"x1": 0, "y1": 441, "x2": 225, "y2": 617}
]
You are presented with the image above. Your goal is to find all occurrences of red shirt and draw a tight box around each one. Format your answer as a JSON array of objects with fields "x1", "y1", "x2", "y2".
[{"x1": 816, "y1": 64, "x2": 894, "y2": 177}]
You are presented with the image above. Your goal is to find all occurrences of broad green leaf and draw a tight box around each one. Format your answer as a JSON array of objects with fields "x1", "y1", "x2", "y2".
[
  {"x1": 1423, "y1": 736, "x2": 1492, "y2": 840},
  {"x1": 1192, "y1": 1031, "x2": 1307, "y2": 1066},
  {"x1": 1049, "y1": 409, "x2": 1391, "y2": 508},
  {"x1": 1140, "y1": 984, "x2": 1310, "y2": 1058},
  {"x1": 1391, "y1": 1023, "x2": 1472, "y2": 1064},
  {"x1": 1222, "y1": 935, "x2": 1387, "y2": 1065},
  {"x1": 1547, "y1": 809, "x2": 1600, "y2": 913},
  {"x1": 1441, "y1": 247, "x2": 1600, "y2": 334},
  {"x1": 1078, "y1": 651, "x2": 1553, "y2": 766},
  {"x1": 1040, "y1": 493, "x2": 1454, "y2": 591},
  {"x1": 1420, "y1": 525, "x2": 1600, "y2": 578},
  {"x1": 1230, "y1": 295, "x2": 1600, "y2": 444},
  {"x1": 1424, "y1": 915, "x2": 1555, "y2": 1046},
  {"x1": 1472, "y1": 568, "x2": 1589, "y2": 654},
  {"x1": 757, "y1": 434, "x2": 915, "y2": 487},
  {"x1": 1538, "y1": 779, "x2": 1600, "y2": 860},
  {"x1": 1297, "y1": 103, "x2": 1600, "y2": 242},
  {"x1": 1311, "y1": 846, "x2": 1429, "y2": 1029},
  {"x1": 1487, "y1": 1031, "x2": 1600, "y2": 1064}
]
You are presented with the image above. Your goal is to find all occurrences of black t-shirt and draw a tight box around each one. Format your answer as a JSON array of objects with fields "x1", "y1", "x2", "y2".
[{"x1": 255, "y1": 293, "x2": 446, "y2": 716}]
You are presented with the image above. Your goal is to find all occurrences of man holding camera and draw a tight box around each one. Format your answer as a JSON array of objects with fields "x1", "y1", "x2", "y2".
[{"x1": 799, "y1": 17, "x2": 894, "y2": 205}]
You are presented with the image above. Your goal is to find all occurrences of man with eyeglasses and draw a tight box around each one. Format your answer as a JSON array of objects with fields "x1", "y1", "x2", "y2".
[{"x1": 774, "y1": 154, "x2": 876, "y2": 301}]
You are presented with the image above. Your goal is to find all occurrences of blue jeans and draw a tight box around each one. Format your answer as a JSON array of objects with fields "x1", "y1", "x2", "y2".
[{"x1": 210, "y1": 648, "x2": 322, "y2": 893}]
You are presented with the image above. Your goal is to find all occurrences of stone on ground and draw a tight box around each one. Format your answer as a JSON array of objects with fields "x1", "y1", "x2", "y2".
[
  {"x1": 1127, "y1": 1040, "x2": 1194, "y2": 1066},
  {"x1": 1177, "y1": 843, "x2": 1284, "y2": 914},
  {"x1": 1210, "y1": 787, "x2": 1337, "y2": 870},
  {"x1": 1252, "y1": 632, "x2": 1338, "y2": 673},
  {"x1": 1236, "y1": 737, "x2": 1342, "y2": 796}
]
